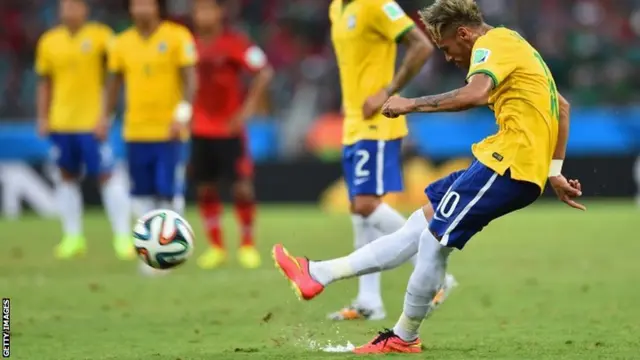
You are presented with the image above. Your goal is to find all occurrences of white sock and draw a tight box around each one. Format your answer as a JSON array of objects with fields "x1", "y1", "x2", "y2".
[
  {"x1": 157, "y1": 198, "x2": 175, "y2": 212},
  {"x1": 101, "y1": 176, "x2": 130, "y2": 237},
  {"x1": 367, "y1": 203, "x2": 418, "y2": 266},
  {"x1": 367, "y1": 203, "x2": 406, "y2": 235},
  {"x1": 57, "y1": 181, "x2": 83, "y2": 236},
  {"x1": 173, "y1": 195, "x2": 186, "y2": 215},
  {"x1": 353, "y1": 215, "x2": 383, "y2": 309},
  {"x1": 132, "y1": 196, "x2": 155, "y2": 219},
  {"x1": 309, "y1": 208, "x2": 427, "y2": 286},
  {"x1": 393, "y1": 229, "x2": 452, "y2": 342}
]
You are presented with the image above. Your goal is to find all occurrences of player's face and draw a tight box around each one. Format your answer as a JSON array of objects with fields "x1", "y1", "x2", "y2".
[
  {"x1": 59, "y1": 0, "x2": 87, "y2": 25},
  {"x1": 130, "y1": 0, "x2": 160, "y2": 22},
  {"x1": 193, "y1": 0, "x2": 223, "y2": 30},
  {"x1": 436, "y1": 27, "x2": 476, "y2": 69}
]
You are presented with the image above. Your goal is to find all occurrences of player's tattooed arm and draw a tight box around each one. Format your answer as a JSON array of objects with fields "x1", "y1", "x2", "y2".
[
  {"x1": 413, "y1": 73, "x2": 492, "y2": 112},
  {"x1": 382, "y1": 74, "x2": 492, "y2": 117},
  {"x1": 386, "y1": 27, "x2": 434, "y2": 95},
  {"x1": 179, "y1": 66, "x2": 198, "y2": 104}
]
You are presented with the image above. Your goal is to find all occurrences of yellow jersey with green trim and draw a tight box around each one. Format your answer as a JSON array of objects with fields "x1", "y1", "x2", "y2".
[
  {"x1": 108, "y1": 21, "x2": 196, "y2": 142},
  {"x1": 35, "y1": 22, "x2": 113, "y2": 132},
  {"x1": 466, "y1": 27, "x2": 559, "y2": 190},
  {"x1": 330, "y1": 0, "x2": 415, "y2": 145}
]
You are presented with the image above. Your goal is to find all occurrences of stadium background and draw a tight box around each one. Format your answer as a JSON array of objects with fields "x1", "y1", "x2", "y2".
[
  {"x1": 0, "y1": 0, "x2": 639, "y2": 218},
  {"x1": 1, "y1": 1, "x2": 640, "y2": 359}
]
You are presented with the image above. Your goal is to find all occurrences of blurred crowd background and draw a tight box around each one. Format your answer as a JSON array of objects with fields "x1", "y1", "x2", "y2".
[{"x1": 1, "y1": 0, "x2": 640, "y2": 120}]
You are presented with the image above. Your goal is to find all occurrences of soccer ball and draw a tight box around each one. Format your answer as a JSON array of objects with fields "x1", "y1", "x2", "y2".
[{"x1": 133, "y1": 209, "x2": 195, "y2": 269}]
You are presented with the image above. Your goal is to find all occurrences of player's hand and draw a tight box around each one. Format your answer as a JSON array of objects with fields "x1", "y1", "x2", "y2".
[
  {"x1": 382, "y1": 96, "x2": 415, "y2": 118},
  {"x1": 94, "y1": 117, "x2": 110, "y2": 141},
  {"x1": 37, "y1": 118, "x2": 49, "y2": 137},
  {"x1": 228, "y1": 112, "x2": 248, "y2": 135},
  {"x1": 169, "y1": 121, "x2": 188, "y2": 140},
  {"x1": 363, "y1": 89, "x2": 390, "y2": 119},
  {"x1": 549, "y1": 175, "x2": 586, "y2": 211}
]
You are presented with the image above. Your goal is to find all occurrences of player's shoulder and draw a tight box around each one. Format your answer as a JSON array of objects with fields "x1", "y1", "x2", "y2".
[
  {"x1": 84, "y1": 22, "x2": 113, "y2": 35},
  {"x1": 39, "y1": 26, "x2": 65, "y2": 44},
  {"x1": 364, "y1": 0, "x2": 403, "y2": 13},
  {"x1": 476, "y1": 27, "x2": 519, "y2": 48},
  {"x1": 161, "y1": 21, "x2": 193, "y2": 38},
  {"x1": 329, "y1": 0, "x2": 341, "y2": 19},
  {"x1": 114, "y1": 26, "x2": 136, "y2": 41}
]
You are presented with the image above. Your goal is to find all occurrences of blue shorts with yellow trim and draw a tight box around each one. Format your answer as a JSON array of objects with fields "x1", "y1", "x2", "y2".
[
  {"x1": 342, "y1": 139, "x2": 404, "y2": 200},
  {"x1": 426, "y1": 159, "x2": 540, "y2": 250}
]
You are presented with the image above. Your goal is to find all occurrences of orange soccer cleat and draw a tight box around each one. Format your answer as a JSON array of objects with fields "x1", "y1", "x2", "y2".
[
  {"x1": 353, "y1": 329, "x2": 423, "y2": 354},
  {"x1": 272, "y1": 244, "x2": 324, "y2": 301}
]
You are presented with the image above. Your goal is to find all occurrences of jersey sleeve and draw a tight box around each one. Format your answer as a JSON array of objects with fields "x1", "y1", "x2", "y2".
[
  {"x1": 466, "y1": 36, "x2": 515, "y2": 88},
  {"x1": 107, "y1": 36, "x2": 124, "y2": 73},
  {"x1": 35, "y1": 34, "x2": 51, "y2": 76},
  {"x1": 175, "y1": 28, "x2": 197, "y2": 67},
  {"x1": 369, "y1": 0, "x2": 416, "y2": 42}
]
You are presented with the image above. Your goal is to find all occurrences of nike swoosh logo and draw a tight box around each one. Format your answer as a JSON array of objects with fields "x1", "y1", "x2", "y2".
[
  {"x1": 432, "y1": 213, "x2": 445, "y2": 222},
  {"x1": 354, "y1": 178, "x2": 369, "y2": 186}
]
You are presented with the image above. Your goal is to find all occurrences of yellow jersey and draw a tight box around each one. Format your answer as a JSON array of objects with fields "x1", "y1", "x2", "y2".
[
  {"x1": 108, "y1": 21, "x2": 197, "y2": 142},
  {"x1": 35, "y1": 22, "x2": 113, "y2": 132},
  {"x1": 330, "y1": 0, "x2": 415, "y2": 145},
  {"x1": 466, "y1": 27, "x2": 559, "y2": 191}
]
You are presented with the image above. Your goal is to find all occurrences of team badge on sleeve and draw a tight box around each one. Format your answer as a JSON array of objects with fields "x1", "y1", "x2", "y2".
[
  {"x1": 382, "y1": 2, "x2": 405, "y2": 21},
  {"x1": 471, "y1": 48, "x2": 491, "y2": 67}
]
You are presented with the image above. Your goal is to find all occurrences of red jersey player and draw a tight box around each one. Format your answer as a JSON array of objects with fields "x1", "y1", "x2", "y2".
[{"x1": 191, "y1": 0, "x2": 273, "y2": 269}]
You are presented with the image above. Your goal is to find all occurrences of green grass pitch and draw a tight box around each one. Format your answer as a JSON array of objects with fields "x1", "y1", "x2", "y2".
[{"x1": 2, "y1": 202, "x2": 639, "y2": 359}]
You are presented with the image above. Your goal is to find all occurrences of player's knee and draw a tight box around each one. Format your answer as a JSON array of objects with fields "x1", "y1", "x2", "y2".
[
  {"x1": 97, "y1": 172, "x2": 112, "y2": 186},
  {"x1": 197, "y1": 183, "x2": 219, "y2": 201},
  {"x1": 232, "y1": 180, "x2": 254, "y2": 203},
  {"x1": 422, "y1": 202, "x2": 435, "y2": 222},
  {"x1": 59, "y1": 169, "x2": 77, "y2": 181},
  {"x1": 352, "y1": 196, "x2": 382, "y2": 217}
]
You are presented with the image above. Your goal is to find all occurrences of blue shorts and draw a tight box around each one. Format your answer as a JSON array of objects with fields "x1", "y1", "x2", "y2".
[
  {"x1": 127, "y1": 141, "x2": 183, "y2": 198},
  {"x1": 342, "y1": 139, "x2": 403, "y2": 200},
  {"x1": 50, "y1": 133, "x2": 114, "y2": 177},
  {"x1": 426, "y1": 159, "x2": 540, "y2": 250}
]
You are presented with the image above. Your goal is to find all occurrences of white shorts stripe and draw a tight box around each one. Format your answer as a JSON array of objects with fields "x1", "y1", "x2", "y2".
[
  {"x1": 440, "y1": 172, "x2": 498, "y2": 246},
  {"x1": 375, "y1": 140, "x2": 385, "y2": 195}
]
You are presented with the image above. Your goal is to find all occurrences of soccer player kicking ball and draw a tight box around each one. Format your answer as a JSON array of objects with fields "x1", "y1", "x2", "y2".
[
  {"x1": 36, "y1": 0, "x2": 132, "y2": 260},
  {"x1": 190, "y1": 0, "x2": 273, "y2": 270},
  {"x1": 274, "y1": 0, "x2": 585, "y2": 353},
  {"x1": 326, "y1": 0, "x2": 458, "y2": 322},
  {"x1": 102, "y1": 0, "x2": 197, "y2": 275}
]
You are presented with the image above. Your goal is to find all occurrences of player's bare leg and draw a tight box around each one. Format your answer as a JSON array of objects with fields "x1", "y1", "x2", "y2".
[
  {"x1": 98, "y1": 172, "x2": 134, "y2": 260},
  {"x1": 196, "y1": 183, "x2": 227, "y2": 269},
  {"x1": 233, "y1": 179, "x2": 261, "y2": 269},
  {"x1": 54, "y1": 170, "x2": 86, "y2": 259}
]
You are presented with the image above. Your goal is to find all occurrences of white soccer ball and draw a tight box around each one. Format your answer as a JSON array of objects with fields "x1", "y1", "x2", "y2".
[{"x1": 133, "y1": 209, "x2": 195, "y2": 269}]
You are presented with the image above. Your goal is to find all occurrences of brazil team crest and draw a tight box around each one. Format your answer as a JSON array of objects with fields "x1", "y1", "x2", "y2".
[
  {"x1": 81, "y1": 40, "x2": 92, "y2": 53},
  {"x1": 158, "y1": 41, "x2": 168, "y2": 53}
]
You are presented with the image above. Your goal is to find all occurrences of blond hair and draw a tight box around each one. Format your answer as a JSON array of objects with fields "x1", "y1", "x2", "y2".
[{"x1": 419, "y1": 0, "x2": 484, "y2": 42}]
